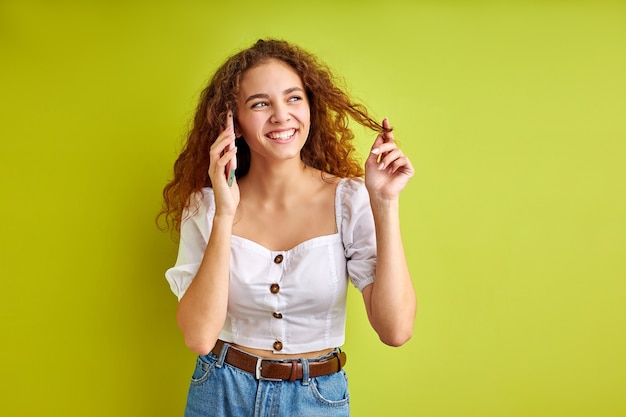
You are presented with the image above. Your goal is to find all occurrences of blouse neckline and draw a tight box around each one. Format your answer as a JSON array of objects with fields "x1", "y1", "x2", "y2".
[{"x1": 228, "y1": 177, "x2": 351, "y2": 254}]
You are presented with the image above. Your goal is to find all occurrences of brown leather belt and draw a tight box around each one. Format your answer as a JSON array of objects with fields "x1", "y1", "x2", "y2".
[{"x1": 211, "y1": 340, "x2": 347, "y2": 382}]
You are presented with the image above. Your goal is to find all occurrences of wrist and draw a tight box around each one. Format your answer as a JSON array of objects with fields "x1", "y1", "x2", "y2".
[
  {"x1": 369, "y1": 197, "x2": 400, "y2": 221},
  {"x1": 213, "y1": 203, "x2": 238, "y2": 220},
  {"x1": 212, "y1": 213, "x2": 235, "y2": 227},
  {"x1": 369, "y1": 194, "x2": 399, "y2": 209}
]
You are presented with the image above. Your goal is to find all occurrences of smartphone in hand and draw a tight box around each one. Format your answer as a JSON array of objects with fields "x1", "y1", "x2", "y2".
[{"x1": 225, "y1": 111, "x2": 237, "y2": 187}]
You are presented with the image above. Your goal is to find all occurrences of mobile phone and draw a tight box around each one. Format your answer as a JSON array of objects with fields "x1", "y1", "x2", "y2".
[
  {"x1": 227, "y1": 164, "x2": 236, "y2": 187},
  {"x1": 225, "y1": 111, "x2": 237, "y2": 187}
]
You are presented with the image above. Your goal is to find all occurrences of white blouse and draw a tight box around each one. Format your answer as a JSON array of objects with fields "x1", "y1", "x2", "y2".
[{"x1": 165, "y1": 177, "x2": 377, "y2": 354}]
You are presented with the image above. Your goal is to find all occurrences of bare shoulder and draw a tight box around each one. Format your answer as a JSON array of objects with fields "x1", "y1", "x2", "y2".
[{"x1": 309, "y1": 168, "x2": 342, "y2": 189}]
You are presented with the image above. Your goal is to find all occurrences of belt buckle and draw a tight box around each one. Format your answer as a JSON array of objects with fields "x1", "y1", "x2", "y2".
[{"x1": 255, "y1": 358, "x2": 282, "y2": 382}]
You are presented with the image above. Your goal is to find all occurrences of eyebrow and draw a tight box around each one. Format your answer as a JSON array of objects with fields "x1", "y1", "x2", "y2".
[{"x1": 244, "y1": 87, "x2": 305, "y2": 104}]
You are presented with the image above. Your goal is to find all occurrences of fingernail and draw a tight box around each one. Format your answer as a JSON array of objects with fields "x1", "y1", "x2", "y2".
[
  {"x1": 378, "y1": 162, "x2": 385, "y2": 170},
  {"x1": 371, "y1": 148, "x2": 380, "y2": 155}
]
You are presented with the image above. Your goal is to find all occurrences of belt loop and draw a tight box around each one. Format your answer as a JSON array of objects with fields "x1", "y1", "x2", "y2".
[
  {"x1": 288, "y1": 360, "x2": 298, "y2": 383},
  {"x1": 216, "y1": 341, "x2": 229, "y2": 368},
  {"x1": 300, "y1": 358, "x2": 310, "y2": 386},
  {"x1": 334, "y1": 350, "x2": 342, "y2": 372},
  {"x1": 255, "y1": 357, "x2": 262, "y2": 379}
]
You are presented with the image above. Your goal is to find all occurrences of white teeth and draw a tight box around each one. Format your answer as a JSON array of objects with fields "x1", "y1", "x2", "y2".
[{"x1": 267, "y1": 129, "x2": 295, "y2": 140}]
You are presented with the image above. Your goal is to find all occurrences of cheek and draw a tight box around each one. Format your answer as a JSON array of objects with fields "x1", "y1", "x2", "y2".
[
  {"x1": 297, "y1": 106, "x2": 311, "y2": 125},
  {"x1": 237, "y1": 114, "x2": 264, "y2": 136}
]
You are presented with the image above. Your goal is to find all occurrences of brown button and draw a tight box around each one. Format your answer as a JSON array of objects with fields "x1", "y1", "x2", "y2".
[
  {"x1": 274, "y1": 254, "x2": 284, "y2": 264},
  {"x1": 273, "y1": 341, "x2": 283, "y2": 351},
  {"x1": 272, "y1": 312, "x2": 283, "y2": 319},
  {"x1": 270, "y1": 283, "x2": 280, "y2": 294}
]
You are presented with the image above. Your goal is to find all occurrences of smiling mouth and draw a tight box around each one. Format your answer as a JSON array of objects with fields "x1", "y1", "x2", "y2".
[{"x1": 266, "y1": 129, "x2": 296, "y2": 141}]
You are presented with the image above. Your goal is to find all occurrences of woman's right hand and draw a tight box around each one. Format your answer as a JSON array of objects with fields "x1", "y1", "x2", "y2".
[{"x1": 208, "y1": 110, "x2": 240, "y2": 217}]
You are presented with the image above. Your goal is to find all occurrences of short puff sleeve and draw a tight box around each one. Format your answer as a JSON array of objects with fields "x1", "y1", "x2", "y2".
[
  {"x1": 338, "y1": 178, "x2": 377, "y2": 292},
  {"x1": 165, "y1": 188, "x2": 215, "y2": 301}
]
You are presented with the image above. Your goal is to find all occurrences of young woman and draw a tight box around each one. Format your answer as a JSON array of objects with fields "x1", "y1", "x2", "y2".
[{"x1": 160, "y1": 39, "x2": 416, "y2": 416}]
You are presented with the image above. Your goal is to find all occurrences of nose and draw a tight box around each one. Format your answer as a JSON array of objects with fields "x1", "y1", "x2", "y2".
[{"x1": 270, "y1": 102, "x2": 290, "y2": 123}]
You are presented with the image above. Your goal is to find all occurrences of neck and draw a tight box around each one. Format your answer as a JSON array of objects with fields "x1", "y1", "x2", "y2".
[{"x1": 243, "y1": 157, "x2": 312, "y2": 199}]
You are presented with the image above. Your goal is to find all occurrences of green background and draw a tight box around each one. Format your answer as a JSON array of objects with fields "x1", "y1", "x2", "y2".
[{"x1": 1, "y1": 0, "x2": 625, "y2": 416}]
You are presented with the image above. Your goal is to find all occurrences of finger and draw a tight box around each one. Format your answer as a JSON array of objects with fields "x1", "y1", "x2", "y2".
[
  {"x1": 211, "y1": 136, "x2": 235, "y2": 163},
  {"x1": 367, "y1": 133, "x2": 385, "y2": 165},
  {"x1": 210, "y1": 133, "x2": 236, "y2": 159},
  {"x1": 209, "y1": 133, "x2": 236, "y2": 176},
  {"x1": 382, "y1": 117, "x2": 395, "y2": 143},
  {"x1": 371, "y1": 142, "x2": 399, "y2": 156},
  {"x1": 209, "y1": 145, "x2": 237, "y2": 180},
  {"x1": 386, "y1": 155, "x2": 415, "y2": 177},
  {"x1": 377, "y1": 148, "x2": 404, "y2": 171}
]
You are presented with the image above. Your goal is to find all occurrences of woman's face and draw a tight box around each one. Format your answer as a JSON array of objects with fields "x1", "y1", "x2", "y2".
[{"x1": 236, "y1": 59, "x2": 311, "y2": 165}]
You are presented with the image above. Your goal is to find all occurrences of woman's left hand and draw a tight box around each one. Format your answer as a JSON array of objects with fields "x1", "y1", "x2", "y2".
[{"x1": 365, "y1": 117, "x2": 414, "y2": 200}]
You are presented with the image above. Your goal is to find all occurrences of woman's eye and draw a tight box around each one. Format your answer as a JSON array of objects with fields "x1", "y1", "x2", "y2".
[
  {"x1": 251, "y1": 101, "x2": 268, "y2": 109},
  {"x1": 288, "y1": 96, "x2": 302, "y2": 102}
]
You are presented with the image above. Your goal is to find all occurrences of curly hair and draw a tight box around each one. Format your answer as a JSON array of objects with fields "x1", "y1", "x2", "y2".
[{"x1": 158, "y1": 39, "x2": 387, "y2": 233}]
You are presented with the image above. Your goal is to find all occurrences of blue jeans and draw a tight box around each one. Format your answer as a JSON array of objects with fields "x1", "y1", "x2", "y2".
[{"x1": 184, "y1": 343, "x2": 350, "y2": 417}]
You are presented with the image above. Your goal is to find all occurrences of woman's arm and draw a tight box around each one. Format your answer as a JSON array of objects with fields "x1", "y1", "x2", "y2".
[
  {"x1": 361, "y1": 198, "x2": 416, "y2": 346},
  {"x1": 176, "y1": 112, "x2": 239, "y2": 355},
  {"x1": 176, "y1": 214, "x2": 234, "y2": 355},
  {"x1": 362, "y1": 117, "x2": 416, "y2": 347}
]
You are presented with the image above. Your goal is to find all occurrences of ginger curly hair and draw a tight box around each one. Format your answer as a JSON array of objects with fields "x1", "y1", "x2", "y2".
[{"x1": 159, "y1": 39, "x2": 387, "y2": 233}]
